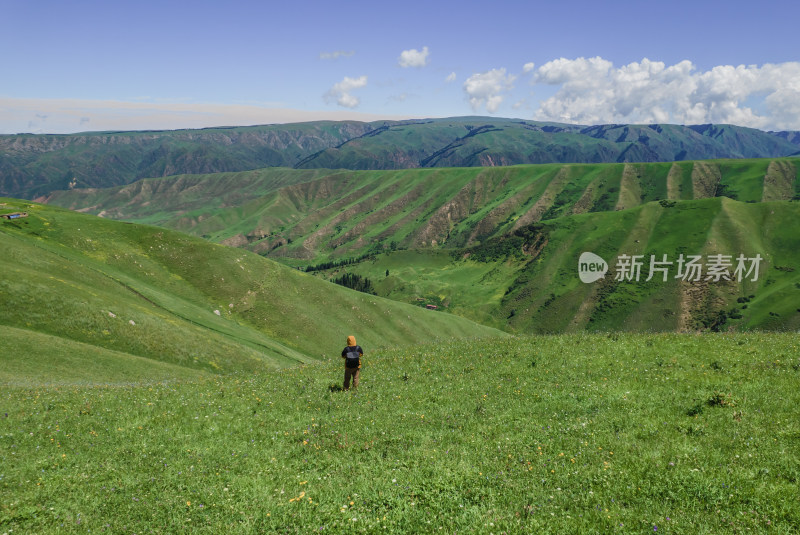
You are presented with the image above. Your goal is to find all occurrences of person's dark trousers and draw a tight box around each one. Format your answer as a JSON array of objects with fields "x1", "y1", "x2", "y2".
[{"x1": 344, "y1": 367, "x2": 360, "y2": 390}]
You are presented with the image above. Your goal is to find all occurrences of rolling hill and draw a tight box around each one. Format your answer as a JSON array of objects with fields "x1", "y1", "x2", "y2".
[
  {"x1": 360, "y1": 197, "x2": 800, "y2": 333},
  {"x1": 47, "y1": 158, "x2": 800, "y2": 259},
  {"x1": 3, "y1": 117, "x2": 800, "y2": 199},
  {"x1": 0, "y1": 198, "x2": 503, "y2": 385},
  {"x1": 44, "y1": 158, "x2": 800, "y2": 333}
]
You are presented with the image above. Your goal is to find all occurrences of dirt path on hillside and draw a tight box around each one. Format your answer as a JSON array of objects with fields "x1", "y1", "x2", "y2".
[
  {"x1": 569, "y1": 281, "x2": 606, "y2": 330},
  {"x1": 415, "y1": 180, "x2": 476, "y2": 247},
  {"x1": 468, "y1": 182, "x2": 538, "y2": 244}
]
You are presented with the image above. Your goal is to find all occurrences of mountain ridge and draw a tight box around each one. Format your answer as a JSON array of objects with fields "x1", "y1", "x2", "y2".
[
  {"x1": 3, "y1": 117, "x2": 799, "y2": 199},
  {"x1": 48, "y1": 158, "x2": 800, "y2": 258}
]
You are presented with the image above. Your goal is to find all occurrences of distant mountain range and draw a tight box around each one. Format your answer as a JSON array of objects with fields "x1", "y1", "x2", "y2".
[{"x1": 2, "y1": 117, "x2": 799, "y2": 199}]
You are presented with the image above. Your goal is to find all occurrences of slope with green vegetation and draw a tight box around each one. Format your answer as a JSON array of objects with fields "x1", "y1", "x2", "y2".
[
  {"x1": 1, "y1": 333, "x2": 798, "y2": 533},
  {"x1": 44, "y1": 159, "x2": 800, "y2": 333},
  {"x1": 332, "y1": 198, "x2": 800, "y2": 333},
  {"x1": 4, "y1": 117, "x2": 800, "y2": 199},
  {"x1": 0, "y1": 198, "x2": 503, "y2": 384},
  {"x1": 46, "y1": 158, "x2": 800, "y2": 260}
]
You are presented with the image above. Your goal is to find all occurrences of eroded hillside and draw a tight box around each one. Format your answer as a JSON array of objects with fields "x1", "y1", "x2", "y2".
[
  {"x1": 49, "y1": 159, "x2": 800, "y2": 264},
  {"x1": 43, "y1": 159, "x2": 800, "y2": 333}
]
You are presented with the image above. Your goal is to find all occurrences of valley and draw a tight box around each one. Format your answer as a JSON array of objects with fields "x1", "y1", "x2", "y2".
[
  {"x1": 2, "y1": 119, "x2": 799, "y2": 534},
  {"x1": 0, "y1": 198, "x2": 502, "y2": 383},
  {"x1": 44, "y1": 158, "x2": 800, "y2": 333}
]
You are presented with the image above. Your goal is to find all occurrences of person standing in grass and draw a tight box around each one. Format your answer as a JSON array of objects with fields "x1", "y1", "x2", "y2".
[{"x1": 341, "y1": 335, "x2": 363, "y2": 390}]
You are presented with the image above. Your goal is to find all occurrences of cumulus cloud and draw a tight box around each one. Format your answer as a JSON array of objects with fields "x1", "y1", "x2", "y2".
[
  {"x1": 445, "y1": 72, "x2": 456, "y2": 83},
  {"x1": 324, "y1": 75, "x2": 368, "y2": 108},
  {"x1": 463, "y1": 68, "x2": 516, "y2": 113},
  {"x1": 522, "y1": 62, "x2": 535, "y2": 73},
  {"x1": 531, "y1": 56, "x2": 800, "y2": 130},
  {"x1": 398, "y1": 46, "x2": 430, "y2": 68},
  {"x1": 319, "y1": 50, "x2": 355, "y2": 60}
]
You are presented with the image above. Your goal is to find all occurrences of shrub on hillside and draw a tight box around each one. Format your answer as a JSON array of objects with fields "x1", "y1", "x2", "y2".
[{"x1": 331, "y1": 273, "x2": 376, "y2": 295}]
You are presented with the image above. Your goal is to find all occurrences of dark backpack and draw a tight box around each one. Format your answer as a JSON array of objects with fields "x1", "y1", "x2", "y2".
[{"x1": 344, "y1": 345, "x2": 361, "y2": 368}]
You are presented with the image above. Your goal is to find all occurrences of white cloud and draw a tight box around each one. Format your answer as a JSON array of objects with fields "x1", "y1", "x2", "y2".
[
  {"x1": 536, "y1": 56, "x2": 613, "y2": 85},
  {"x1": 319, "y1": 50, "x2": 355, "y2": 60},
  {"x1": 532, "y1": 56, "x2": 800, "y2": 130},
  {"x1": 324, "y1": 75, "x2": 368, "y2": 109},
  {"x1": 522, "y1": 62, "x2": 535, "y2": 73},
  {"x1": 398, "y1": 46, "x2": 430, "y2": 68},
  {"x1": 445, "y1": 72, "x2": 456, "y2": 83},
  {"x1": 463, "y1": 68, "x2": 516, "y2": 113}
]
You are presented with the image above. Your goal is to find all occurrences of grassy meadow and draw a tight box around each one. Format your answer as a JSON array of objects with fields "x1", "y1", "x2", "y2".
[
  {"x1": 2, "y1": 333, "x2": 799, "y2": 534},
  {"x1": 0, "y1": 198, "x2": 502, "y2": 383},
  {"x1": 3, "y1": 156, "x2": 799, "y2": 535}
]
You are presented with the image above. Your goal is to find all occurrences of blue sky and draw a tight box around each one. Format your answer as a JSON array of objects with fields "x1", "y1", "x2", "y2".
[{"x1": 2, "y1": 0, "x2": 799, "y2": 133}]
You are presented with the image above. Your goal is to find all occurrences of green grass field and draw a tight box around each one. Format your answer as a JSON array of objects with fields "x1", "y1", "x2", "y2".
[
  {"x1": 1, "y1": 333, "x2": 798, "y2": 533},
  {"x1": 0, "y1": 198, "x2": 502, "y2": 382},
  {"x1": 4, "y1": 165, "x2": 799, "y2": 533}
]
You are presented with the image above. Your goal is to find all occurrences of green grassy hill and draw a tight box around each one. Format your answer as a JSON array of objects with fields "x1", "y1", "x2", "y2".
[
  {"x1": 0, "y1": 199, "x2": 503, "y2": 385},
  {"x1": 4, "y1": 118, "x2": 799, "y2": 199},
  {"x1": 47, "y1": 158, "x2": 799, "y2": 262},
  {"x1": 44, "y1": 159, "x2": 800, "y2": 333},
  {"x1": 325, "y1": 198, "x2": 800, "y2": 333}
]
